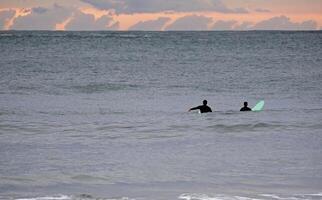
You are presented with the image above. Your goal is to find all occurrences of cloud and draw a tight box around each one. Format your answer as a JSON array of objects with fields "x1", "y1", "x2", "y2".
[
  {"x1": 211, "y1": 20, "x2": 237, "y2": 30},
  {"x1": 165, "y1": 15, "x2": 212, "y2": 31},
  {"x1": 255, "y1": 8, "x2": 271, "y2": 13},
  {"x1": 233, "y1": 21, "x2": 253, "y2": 30},
  {"x1": 9, "y1": 4, "x2": 119, "y2": 31},
  {"x1": 0, "y1": 9, "x2": 15, "y2": 29},
  {"x1": 65, "y1": 11, "x2": 119, "y2": 30},
  {"x1": 233, "y1": 7, "x2": 248, "y2": 14},
  {"x1": 11, "y1": 4, "x2": 71, "y2": 30},
  {"x1": 32, "y1": 7, "x2": 49, "y2": 14},
  {"x1": 129, "y1": 17, "x2": 170, "y2": 31},
  {"x1": 299, "y1": 20, "x2": 318, "y2": 30},
  {"x1": 253, "y1": 15, "x2": 318, "y2": 30},
  {"x1": 81, "y1": 0, "x2": 249, "y2": 14}
]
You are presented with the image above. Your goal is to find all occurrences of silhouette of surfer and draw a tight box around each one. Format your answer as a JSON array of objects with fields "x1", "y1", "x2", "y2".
[
  {"x1": 189, "y1": 100, "x2": 212, "y2": 113},
  {"x1": 240, "y1": 101, "x2": 252, "y2": 111}
]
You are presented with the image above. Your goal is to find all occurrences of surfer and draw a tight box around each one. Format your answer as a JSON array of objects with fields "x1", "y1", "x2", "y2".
[
  {"x1": 240, "y1": 101, "x2": 252, "y2": 111},
  {"x1": 189, "y1": 100, "x2": 212, "y2": 113}
]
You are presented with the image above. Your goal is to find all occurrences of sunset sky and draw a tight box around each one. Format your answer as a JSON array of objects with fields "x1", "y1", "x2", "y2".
[{"x1": 0, "y1": 0, "x2": 321, "y2": 30}]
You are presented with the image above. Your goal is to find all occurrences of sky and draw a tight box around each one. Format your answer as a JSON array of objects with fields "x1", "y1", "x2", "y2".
[{"x1": 0, "y1": 0, "x2": 321, "y2": 30}]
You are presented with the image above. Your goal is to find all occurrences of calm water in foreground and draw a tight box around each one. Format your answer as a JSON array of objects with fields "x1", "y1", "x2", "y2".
[{"x1": 0, "y1": 31, "x2": 322, "y2": 200}]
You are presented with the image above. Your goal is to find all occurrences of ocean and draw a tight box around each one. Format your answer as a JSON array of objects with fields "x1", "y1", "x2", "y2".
[{"x1": 0, "y1": 31, "x2": 322, "y2": 200}]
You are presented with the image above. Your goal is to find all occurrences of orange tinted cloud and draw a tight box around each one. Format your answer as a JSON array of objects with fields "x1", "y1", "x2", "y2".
[
  {"x1": 3, "y1": 8, "x2": 31, "y2": 29},
  {"x1": 79, "y1": 6, "x2": 109, "y2": 20},
  {"x1": 55, "y1": 15, "x2": 73, "y2": 30},
  {"x1": 1, "y1": 0, "x2": 321, "y2": 30},
  {"x1": 115, "y1": 13, "x2": 184, "y2": 30},
  {"x1": 113, "y1": 11, "x2": 322, "y2": 30}
]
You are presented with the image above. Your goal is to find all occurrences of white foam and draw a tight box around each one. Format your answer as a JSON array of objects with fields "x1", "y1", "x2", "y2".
[
  {"x1": 16, "y1": 195, "x2": 71, "y2": 200},
  {"x1": 261, "y1": 193, "x2": 322, "y2": 200},
  {"x1": 261, "y1": 194, "x2": 289, "y2": 199},
  {"x1": 178, "y1": 193, "x2": 262, "y2": 200},
  {"x1": 15, "y1": 195, "x2": 136, "y2": 200},
  {"x1": 106, "y1": 198, "x2": 136, "y2": 200},
  {"x1": 233, "y1": 196, "x2": 262, "y2": 200},
  {"x1": 179, "y1": 193, "x2": 322, "y2": 200},
  {"x1": 179, "y1": 193, "x2": 223, "y2": 200},
  {"x1": 15, "y1": 196, "x2": 137, "y2": 200},
  {"x1": 302, "y1": 193, "x2": 322, "y2": 196}
]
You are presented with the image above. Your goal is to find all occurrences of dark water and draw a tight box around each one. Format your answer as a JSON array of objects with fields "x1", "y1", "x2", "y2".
[{"x1": 0, "y1": 31, "x2": 322, "y2": 200}]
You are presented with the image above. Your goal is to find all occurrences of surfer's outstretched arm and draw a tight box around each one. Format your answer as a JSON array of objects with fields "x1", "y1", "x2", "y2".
[{"x1": 189, "y1": 106, "x2": 200, "y2": 111}]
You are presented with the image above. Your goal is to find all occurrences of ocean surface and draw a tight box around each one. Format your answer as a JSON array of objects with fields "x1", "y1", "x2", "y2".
[{"x1": 0, "y1": 31, "x2": 322, "y2": 200}]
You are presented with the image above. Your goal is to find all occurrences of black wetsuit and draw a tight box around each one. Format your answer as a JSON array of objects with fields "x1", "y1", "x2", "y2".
[
  {"x1": 190, "y1": 105, "x2": 212, "y2": 113},
  {"x1": 240, "y1": 107, "x2": 252, "y2": 111}
]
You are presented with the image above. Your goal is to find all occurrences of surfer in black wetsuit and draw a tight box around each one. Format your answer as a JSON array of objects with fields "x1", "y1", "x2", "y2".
[
  {"x1": 189, "y1": 100, "x2": 212, "y2": 113},
  {"x1": 240, "y1": 101, "x2": 252, "y2": 111}
]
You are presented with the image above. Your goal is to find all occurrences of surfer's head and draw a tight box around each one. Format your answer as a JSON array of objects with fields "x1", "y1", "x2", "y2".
[
  {"x1": 203, "y1": 100, "x2": 207, "y2": 105},
  {"x1": 244, "y1": 102, "x2": 248, "y2": 107}
]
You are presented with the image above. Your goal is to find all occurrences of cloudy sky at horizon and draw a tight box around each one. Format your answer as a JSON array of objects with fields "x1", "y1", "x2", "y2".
[{"x1": 0, "y1": 0, "x2": 321, "y2": 30}]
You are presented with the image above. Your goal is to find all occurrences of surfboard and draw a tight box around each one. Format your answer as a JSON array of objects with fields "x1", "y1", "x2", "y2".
[{"x1": 252, "y1": 100, "x2": 265, "y2": 111}]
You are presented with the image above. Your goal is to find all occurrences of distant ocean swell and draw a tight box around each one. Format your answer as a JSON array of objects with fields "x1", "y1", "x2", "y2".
[
  {"x1": 1, "y1": 82, "x2": 143, "y2": 95},
  {"x1": 1, "y1": 118, "x2": 320, "y2": 137},
  {"x1": 0, "y1": 121, "x2": 311, "y2": 136}
]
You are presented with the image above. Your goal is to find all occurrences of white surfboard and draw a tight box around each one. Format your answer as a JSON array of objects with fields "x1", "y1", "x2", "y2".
[{"x1": 252, "y1": 100, "x2": 265, "y2": 112}]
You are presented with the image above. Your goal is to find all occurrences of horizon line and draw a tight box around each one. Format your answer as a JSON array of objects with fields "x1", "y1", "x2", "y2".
[{"x1": 1, "y1": 29, "x2": 321, "y2": 32}]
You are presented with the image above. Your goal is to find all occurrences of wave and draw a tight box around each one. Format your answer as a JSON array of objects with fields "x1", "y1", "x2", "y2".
[
  {"x1": 71, "y1": 174, "x2": 110, "y2": 182},
  {"x1": 179, "y1": 193, "x2": 322, "y2": 200},
  {"x1": 15, "y1": 194, "x2": 135, "y2": 200},
  {"x1": 0, "y1": 110, "x2": 16, "y2": 116},
  {"x1": 260, "y1": 193, "x2": 322, "y2": 200},
  {"x1": 16, "y1": 195, "x2": 71, "y2": 200},
  {"x1": 0, "y1": 31, "x2": 150, "y2": 40},
  {"x1": 67, "y1": 83, "x2": 141, "y2": 94},
  {"x1": 118, "y1": 34, "x2": 140, "y2": 38},
  {"x1": 0, "y1": 123, "x2": 44, "y2": 135},
  {"x1": 15, "y1": 193, "x2": 322, "y2": 200},
  {"x1": 0, "y1": 176, "x2": 34, "y2": 183},
  {"x1": 0, "y1": 33, "x2": 13, "y2": 37},
  {"x1": 206, "y1": 122, "x2": 285, "y2": 132}
]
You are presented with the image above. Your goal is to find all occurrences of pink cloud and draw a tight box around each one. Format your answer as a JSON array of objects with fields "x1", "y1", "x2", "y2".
[
  {"x1": 65, "y1": 11, "x2": 119, "y2": 30},
  {"x1": 253, "y1": 15, "x2": 318, "y2": 30}
]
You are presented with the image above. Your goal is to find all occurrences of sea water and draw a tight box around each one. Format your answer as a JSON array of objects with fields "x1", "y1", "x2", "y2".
[{"x1": 0, "y1": 31, "x2": 322, "y2": 200}]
